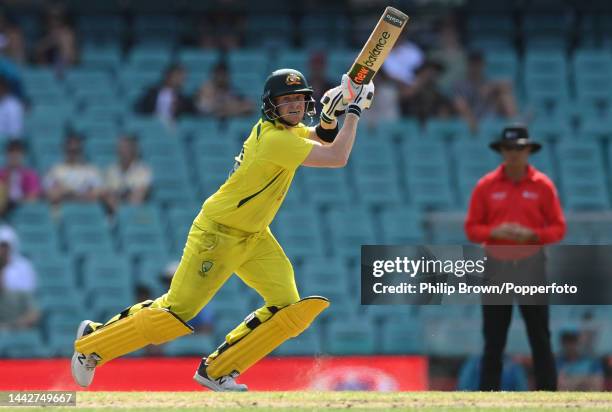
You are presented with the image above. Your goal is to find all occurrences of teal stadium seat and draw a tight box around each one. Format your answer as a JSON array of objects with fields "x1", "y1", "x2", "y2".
[
  {"x1": 13, "y1": 220, "x2": 60, "y2": 257},
  {"x1": 379, "y1": 207, "x2": 425, "y2": 244},
  {"x1": 117, "y1": 205, "x2": 168, "y2": 258},
  {"x1": 453, "y1": 140, "x2": 497, "y2": 207},
  {"x1": 327, "y1": 206, "x2": 377, "y2": 259},
  {"x1": 351, "y1": 140, "x2": 403, "y2": 207},
  {"x1": 326, "y1": 49, "x2": 358, "y2": 81},
  {"x1": 299, "y1": 257, "x2": 351, "y2": 302},
  {"x1": 425, "y1": 118, "x2": 472, "y2": 140},
  {"x1": 273, "y1": 208, "x2": 325, "y2": 259},
  {"x1": 325, "y1": 317, "x2": 377, "y2": 355},
  {"x1": 376, "y1": 118, "x2": 421, "y2": 141},
  {"x1": 485, "y1": 49, "x2": 519, "y2": 82},
  {"x1": 557, "y1": 142, "x2": 609, "y2": 210},
  {"x1": 275, "y1": 50, "x2": 309, "y2": 74},
  {"x1": 83, "y1": 254, "x2": 134, "y2": 310},
  {"x1": 404, "y1": 140, "x2": 455, "y2": 210},
  {"x1": 272, "y1": 327, "x2": 322, "y2": 356},
  {"x1": 125, "y1": 47, "x2": 172, "y2": 73},
  {"x1": 301, "y1": 167, "x2": 352, "y2": 206},
  {"x1": 380, "y1": 318, "x2": 424, "y2": 354},
  {"x1": 1, "y1": 329, "x2": 50, "y2": 358},
  {"x1": 227, "y1": 50, "x2": 268, "y2": 81},
  {"x1": 164, "y1": 334, "x2": 215, "y2": 356},
  {"x1": 80, "y1": 46, "x2": 122, "y2": 70},
  {"x1": 46, "y1": 312, "x2": 83, "y2": 356},
  {"x1": 166, "y1": 205, "x2": 198, "y2": 254}
]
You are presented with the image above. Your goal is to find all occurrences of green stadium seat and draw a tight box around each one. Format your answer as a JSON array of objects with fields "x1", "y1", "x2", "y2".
[
  {"x1": 64, "y1": 224, "x2": 115, "y2": 256},
  {"x1": 352, "y1": 140, "x2": 404, "y2": 206},
  {"x1": 80, "y1": 46, "x2": 122, "y2": 70}
]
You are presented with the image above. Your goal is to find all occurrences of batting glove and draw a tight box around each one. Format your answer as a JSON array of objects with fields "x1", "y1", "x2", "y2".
[
  {"x1": 341, "y1": 73, "x2": 364, "y2": 105},
  {"x1": 346, "y1": 81, "x2": 375, "y2": 117},
  {"x1": 320, "y1": 86, "x2": 347, "y2": 125}
]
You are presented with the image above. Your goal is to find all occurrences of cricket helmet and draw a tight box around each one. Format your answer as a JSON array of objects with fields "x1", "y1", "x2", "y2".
[{"x1": 261, "y1": 68, "x2": 316, "y2": 123}]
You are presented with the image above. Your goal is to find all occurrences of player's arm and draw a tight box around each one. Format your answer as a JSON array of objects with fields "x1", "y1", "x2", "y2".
[
  {"x1": 302, "y1": 76, "x2": 374, "y2": 168},
  {"x1": 302, "y1": 114, "x2": 359, "y2": 168}
]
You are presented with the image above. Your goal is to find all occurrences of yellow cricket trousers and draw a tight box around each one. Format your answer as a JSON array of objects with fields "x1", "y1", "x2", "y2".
[{"x1": 99, "y1": 214, "x2": 300, "y2": 353}]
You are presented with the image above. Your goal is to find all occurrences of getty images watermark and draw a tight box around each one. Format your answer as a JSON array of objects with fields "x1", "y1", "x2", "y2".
[
  {"x1": 361, "y1": 245, "x2": 612, "y2": 305},
  {"x1": 370, "y1": 256, "x2": 577, "y2": 296}
]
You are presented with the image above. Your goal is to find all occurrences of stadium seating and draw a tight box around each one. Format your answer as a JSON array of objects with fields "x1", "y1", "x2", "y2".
[{"x1": 5, "y1": 4, "x2": 612, "y2": 361}]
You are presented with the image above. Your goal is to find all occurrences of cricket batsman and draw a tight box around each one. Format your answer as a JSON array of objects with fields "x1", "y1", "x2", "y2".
[{"x1": 71, "y1": 69, "x2": 375, "y2": 391}]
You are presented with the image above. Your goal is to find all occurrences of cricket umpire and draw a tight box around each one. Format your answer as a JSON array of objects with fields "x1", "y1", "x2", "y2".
[{"x1": 465, "y1": 126, "x2": 566, "y2": 391}]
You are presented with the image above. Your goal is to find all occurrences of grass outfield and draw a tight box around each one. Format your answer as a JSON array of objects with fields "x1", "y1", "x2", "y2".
[{"x1": 12, "y1": 391, "x2": 612, "y2": 411}]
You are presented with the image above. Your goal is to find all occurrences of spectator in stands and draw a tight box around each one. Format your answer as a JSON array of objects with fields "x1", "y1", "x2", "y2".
[
  {"x1": 136, "y1": 64, "x2": 194, "y2": 124},
  {"x1": 381, "y1": 34, "x2": 424, "y2": 86},
  {"x1": 194, "y1": 62, "x2": 254, "y2": 119},
  {"x1": 457, "y1": 355, "x2": 528, "y2": 391},
  {"x1": 34, "y1": 5, "x2": 77, "y2": 69},
  {"x1": 400, "y1": 60, "x2": 455, "y2": 123},
  {"x1": 429, "y1": 15, "x2": 466, "y2": 94},
  {"x1": 465, "y1": 125, "x2": 566, "y2": 391},
  {"x1": 0, "y1": 225, "x2": 37, "y2": 293},
  {"x1": 557, "y1": 329, "x2": 604, "y2": 391},
  {"x1": 0, "y1": 140, "x2": 41, "y2": 216},
  {"x1": 307, "y1": 52, "x2": 334, "y2": 116},
  {"x1": 0, "y1": 74, "x2": 24, "y2": 139},
  {"x1": 44, "y1": 134, "x2": 103, "y2": 205},
  {"x1": 102, "y1": 135, "x2": 152, "y2": 215},
  {"x1": 0, "y1": 280, "x2": 39, "y2": 330},
  {"x1": 453, "y1": 51, "x2": 518, "y2": 133},
  {"x1": 0, "y1": 10, "x2": 26, "y2": 64}
]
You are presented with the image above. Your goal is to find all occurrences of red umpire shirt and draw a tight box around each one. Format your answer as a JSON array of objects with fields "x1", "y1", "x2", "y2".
[{"x1": 465, "y1": 164, "x2": 566, "y2": 260}]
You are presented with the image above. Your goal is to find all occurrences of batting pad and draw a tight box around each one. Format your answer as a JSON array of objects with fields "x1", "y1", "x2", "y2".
[
  {"x1": 207, "y1": 296, "x2": 329, "y2": 379},
  {"x1": 74, "y1": 307, "x2": 193, "y2": 366}
]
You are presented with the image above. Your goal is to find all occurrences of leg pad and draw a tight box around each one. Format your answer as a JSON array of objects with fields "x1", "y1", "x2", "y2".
[
  {"x1": 207, "y1": 296, "x2": 329, "y2": 379},
  {"x1": 74, "y1": 307, "x2": 193, "y2": 366}
]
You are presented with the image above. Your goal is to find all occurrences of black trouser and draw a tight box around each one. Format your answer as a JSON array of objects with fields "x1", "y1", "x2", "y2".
[{"x1": 479, "y1": 252, "x2": 557, "y2": 391}]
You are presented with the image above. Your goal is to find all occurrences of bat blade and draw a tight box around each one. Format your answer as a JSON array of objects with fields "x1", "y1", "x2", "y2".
[{"x1": 348, "y1": 6, "x2": 410, "y2": 85}]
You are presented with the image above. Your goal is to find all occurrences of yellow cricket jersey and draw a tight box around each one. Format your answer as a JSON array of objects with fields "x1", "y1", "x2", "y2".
[{"x1": 198, "y1": 119, "x2": 316, "y2": 233}]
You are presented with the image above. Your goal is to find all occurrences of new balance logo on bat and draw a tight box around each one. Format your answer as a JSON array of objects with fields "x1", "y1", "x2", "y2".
[{"x1": 363, "y1": 31, "x2": 391, "y2": 68}]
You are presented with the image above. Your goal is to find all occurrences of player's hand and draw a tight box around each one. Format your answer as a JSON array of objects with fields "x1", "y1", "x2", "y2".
[
  {"x1": 346, "y1": 81, "x2": 375, "y2": 117},
  {"x1": 341, "y1": 74, "x2": 364, "y2": 105},
  {"x1": 320, "y1": 86, "x2": 347, "y2": 124}
]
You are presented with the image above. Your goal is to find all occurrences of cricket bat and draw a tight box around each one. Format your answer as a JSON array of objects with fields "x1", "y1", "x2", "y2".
[{"x1": 347, "y1": 6, "x2": 410, "y2": 85}]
